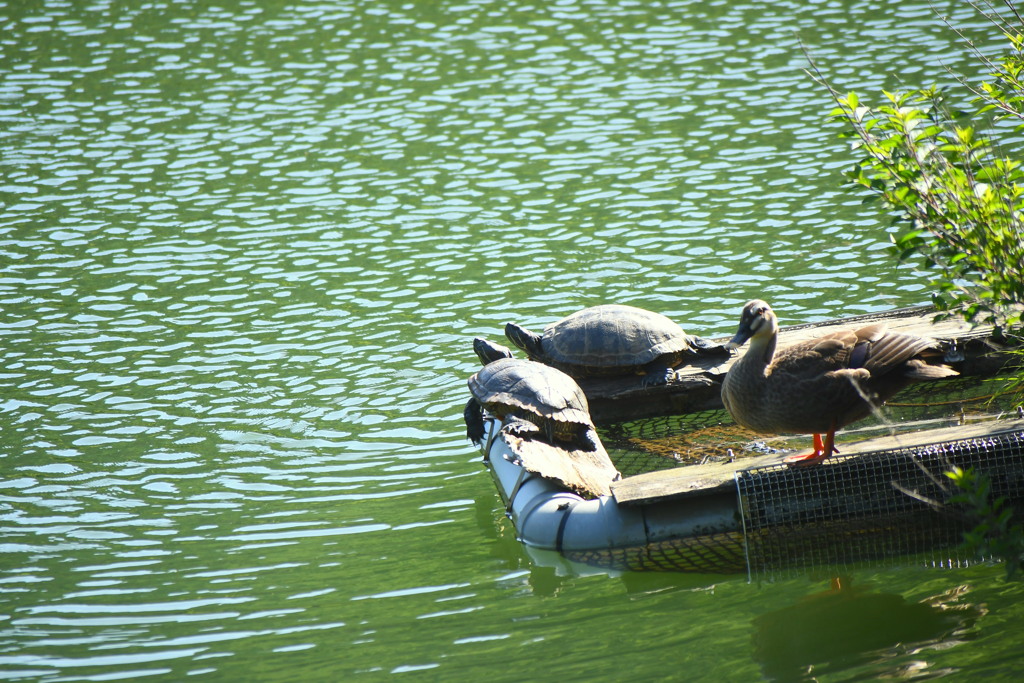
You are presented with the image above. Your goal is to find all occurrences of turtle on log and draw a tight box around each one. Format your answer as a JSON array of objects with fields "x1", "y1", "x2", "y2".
[
  {"x1": 505, "y1": 304, "x2": 725, "y2": 385},
  {"x1": 463, "y1": 338, "x2": 598, "y2": 450},
  {"x1": 463, "y1": 337, "x2": 620, "y2": 498}
]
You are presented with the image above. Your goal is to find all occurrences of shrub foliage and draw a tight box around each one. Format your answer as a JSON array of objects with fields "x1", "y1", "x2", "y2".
[{"x1": 810, "y1": 0, "x2": 1024, "y2": 337}]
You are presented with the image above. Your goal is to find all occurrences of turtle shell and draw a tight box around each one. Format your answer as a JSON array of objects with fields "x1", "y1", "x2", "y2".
[
  {"x1": 536, "y1": 304, "x2": 695, "y2": 373},
  {"x1": 467, "y1": 357, "x2": 593, "y2": 435}
]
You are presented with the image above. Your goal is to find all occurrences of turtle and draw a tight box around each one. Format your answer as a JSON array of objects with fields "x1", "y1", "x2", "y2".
[
  {"x1": 504, "y1": 304, "x2": 725, "y2": 385},
  {"x1": 463, "y1": 337, "x2": 599, "y2": 450}
]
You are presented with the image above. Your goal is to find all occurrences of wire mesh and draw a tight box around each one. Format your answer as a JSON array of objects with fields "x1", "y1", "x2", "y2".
[
  {"x1": 563, "y1": 530, "x2": 748, "y2": 574},
  {"x1": 737, "y1": 429, "x2": 1024, "y2": 577}
]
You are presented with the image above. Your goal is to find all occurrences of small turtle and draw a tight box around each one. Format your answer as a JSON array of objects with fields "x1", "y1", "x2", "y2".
[
  {"x1": 505, "y1": 304, "x2": 723, "y2": 385},
  {"x1": 463, "y1": 338, "x2": 599, "y2": 450}
]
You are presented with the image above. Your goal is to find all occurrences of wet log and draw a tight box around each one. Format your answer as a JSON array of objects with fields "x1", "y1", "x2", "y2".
[
  {"x1": 582, "y1": 306, "x2": 1019, "y2": 425},
  {"x1": 502, "y1": 431, "x2": 620, "y2": 499}
]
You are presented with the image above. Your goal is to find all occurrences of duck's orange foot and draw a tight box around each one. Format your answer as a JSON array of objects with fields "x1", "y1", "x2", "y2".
[
  {"x1": 782, "y1": 433, "x2": 834, "y2": 467},
  {"x1": 783, "y1": 451, "x2": 829, "y2": 467}
]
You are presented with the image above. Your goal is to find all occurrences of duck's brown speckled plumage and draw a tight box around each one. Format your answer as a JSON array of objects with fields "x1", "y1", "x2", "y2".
[{"x1": 721, "y1": 300, "x2": 959, "y2": 463}]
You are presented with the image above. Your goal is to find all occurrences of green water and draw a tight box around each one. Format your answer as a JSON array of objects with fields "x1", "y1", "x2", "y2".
[{"x1": 2, "y1": 0, "x2": 1022, "y2": 680}]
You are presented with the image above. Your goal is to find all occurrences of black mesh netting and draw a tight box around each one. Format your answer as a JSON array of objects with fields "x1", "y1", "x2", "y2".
[
  {"x1": 563, "y1": 531, "x2": 748, "y2": 574},
  {"x1": 737, "y1": 429, "x2": 1024, "y2": 576}
]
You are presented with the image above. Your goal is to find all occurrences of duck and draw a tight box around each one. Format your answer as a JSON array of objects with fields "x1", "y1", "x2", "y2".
[{"x1": 720, "y1": 300, "x2": 959, "y2": 465}]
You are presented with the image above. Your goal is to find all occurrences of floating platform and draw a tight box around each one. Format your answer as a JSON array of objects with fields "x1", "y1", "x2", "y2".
[
  {"x1": 476, "y1": 306, "x2": 1024, "y2": 575},
  {"x1": 483, "y1": 415, "x2": 1024, "y2": 575}
]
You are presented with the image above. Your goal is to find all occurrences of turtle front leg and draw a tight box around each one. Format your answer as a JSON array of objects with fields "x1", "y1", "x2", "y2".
[
  {"x1": 578, "y1": 426, "x2": 601, "y2": 452},
  {"x1": 501, "y1": 416, "x2": 542, "y2": 441},
  {"x1": 463, "y1": 398, "x2": 486, "y2": 445},
  {"x1": 640, "y1": 361, "x2": 675, "y2": 387}
]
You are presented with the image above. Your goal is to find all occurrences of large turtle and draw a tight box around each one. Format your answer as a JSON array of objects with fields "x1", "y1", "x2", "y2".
[
  {"x1": 505, "y1": 304, "x2": 724, "y2": 385},
  {"x1": 463, "y1": 337, "x2": 599, "y2": 451}
]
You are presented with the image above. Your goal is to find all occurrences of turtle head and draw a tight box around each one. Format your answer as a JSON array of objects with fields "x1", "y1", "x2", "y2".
[
  {"x1": 504, "y1": 322, "x2": 544, "y2": 358},
  {"x1": 725, "y1": 300, "x2": 778, "y2": 350},
  {"x1": 473, "y1": 337, "x2": 514, "y2": 365}
]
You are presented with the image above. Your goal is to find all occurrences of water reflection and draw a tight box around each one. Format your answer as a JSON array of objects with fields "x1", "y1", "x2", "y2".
[{"x1": 752, "y1": 578, "x2": 984, "y2": 681}]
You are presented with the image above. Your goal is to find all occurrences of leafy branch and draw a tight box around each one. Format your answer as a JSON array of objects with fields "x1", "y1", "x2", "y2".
[
  {"x1": 946, "y1": 465, "x2": 1023, "y2": 579},
  {"x1": 803, "y1": 10, "x2": 1024, "y2": 338}
]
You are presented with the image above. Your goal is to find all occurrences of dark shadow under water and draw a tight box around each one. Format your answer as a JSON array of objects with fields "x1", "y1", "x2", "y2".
[{"x1": 751, "y1": 577, "x2": 985, "y2": 681}]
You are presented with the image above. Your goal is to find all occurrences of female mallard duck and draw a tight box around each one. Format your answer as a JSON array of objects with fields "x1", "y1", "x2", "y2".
[{"x1": 721, "y1": 300, "x2": 959, "y2": 466}]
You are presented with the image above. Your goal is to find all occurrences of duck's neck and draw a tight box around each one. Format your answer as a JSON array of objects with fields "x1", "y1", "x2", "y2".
[{"x1": 746, "y1": 330, "x2": 777, "y2": 375}]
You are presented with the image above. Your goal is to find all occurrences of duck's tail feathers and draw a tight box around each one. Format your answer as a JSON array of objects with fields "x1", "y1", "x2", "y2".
[{"x1": 902, "y1": 359, "x2": 960, "y2": 380}]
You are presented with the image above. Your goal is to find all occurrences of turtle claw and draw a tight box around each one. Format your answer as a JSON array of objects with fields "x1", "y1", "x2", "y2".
[
  {"x1": 640, "y1": 363, "x2": 675, "y2": 387},
  {"x1": 501, "y1": 417, "x2": 541, "y2": 440}
]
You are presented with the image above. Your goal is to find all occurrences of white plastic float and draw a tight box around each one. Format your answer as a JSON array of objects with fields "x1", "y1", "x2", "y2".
[{"x1": 478, "y1": 416, "x2": 744, "y2": 574}]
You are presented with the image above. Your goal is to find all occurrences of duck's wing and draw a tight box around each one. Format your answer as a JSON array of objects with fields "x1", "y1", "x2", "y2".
[
  {"x1": 856, "y1": 327, "x2": 942, "y2": 376},
  {"x1": 773, "y1": 334, "x2": 859, "y2": 376}
]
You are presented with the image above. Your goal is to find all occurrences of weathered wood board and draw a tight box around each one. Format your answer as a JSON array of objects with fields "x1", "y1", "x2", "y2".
[
  {"x1": 502, "y1": 432, "x2": 620, "y2": 499},
  {"x1": 611, "y1": 417, "x2": 1024, "y2": 506}
]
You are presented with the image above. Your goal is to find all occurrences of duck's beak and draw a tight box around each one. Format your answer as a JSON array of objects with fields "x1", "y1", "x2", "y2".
[{"x1": 725, "y1": 324, "x2": 753, "y2": 350}]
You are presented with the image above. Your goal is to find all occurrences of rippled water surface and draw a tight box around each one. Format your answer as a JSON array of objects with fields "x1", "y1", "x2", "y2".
[{"x1": 3, "y1": 0, "x2": 1023, "y2": 680}]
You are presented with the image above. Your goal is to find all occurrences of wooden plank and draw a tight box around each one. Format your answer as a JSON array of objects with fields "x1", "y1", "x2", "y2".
[
  {"x1": 585, "y1": 305, "x2": 1020, "y2": 424},
  {"x1": 502, "y1": 432, "x2": 620, "y2": 499},
  {"x1": 611, "y1": 418, "x2": 1024, "y2": 506},
  {"x1": 610, "y1": 450, "x2": 777, "y2": 505}
]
